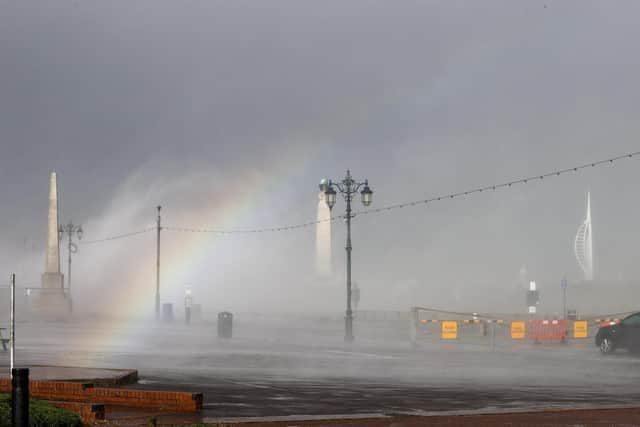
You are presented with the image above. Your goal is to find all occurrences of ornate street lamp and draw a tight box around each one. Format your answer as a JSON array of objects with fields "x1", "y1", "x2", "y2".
[
  {"x1": 322, "y1": 170, "x2": 373, "y2": 342},
  {"x1": 59, "y1": 221, "x2": 83, "y2": 310},
  {"x1": 324, "y1": 186, "x2": 337, "y2": 209}
]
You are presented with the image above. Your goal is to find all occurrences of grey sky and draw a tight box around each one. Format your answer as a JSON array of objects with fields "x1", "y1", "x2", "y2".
[{"x1": 1, "y1": 1, "x2": 640, "y2": 314}]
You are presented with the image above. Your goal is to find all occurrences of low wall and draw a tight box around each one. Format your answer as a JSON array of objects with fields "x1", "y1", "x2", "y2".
[{"x1": 0, "y1": 379, "x2": 202, "y2": 412}]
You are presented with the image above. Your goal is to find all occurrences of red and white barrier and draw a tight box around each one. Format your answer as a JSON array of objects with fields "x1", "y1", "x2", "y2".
[{"x1": 529, "y1": 319, "x2": 568, "y2": 343}]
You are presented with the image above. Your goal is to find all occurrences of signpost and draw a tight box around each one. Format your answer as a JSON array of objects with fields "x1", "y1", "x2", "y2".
[
  {"x1": 9, "y1": 273, "x2": 29, "y2": 426},
  {"x1": 10, "y1": 273, "x2": 15, "y2": 373},
  {"x1": 561, "y1": 276, "x2": 568, "y2": 320},
  {"x1": 527, "y1": 281, "x2": 539, "y2": 316}
]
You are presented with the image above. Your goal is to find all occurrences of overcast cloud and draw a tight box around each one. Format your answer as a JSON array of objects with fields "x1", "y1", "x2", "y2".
[{"x1": 1, "y1": 1, "x2": 640, "y2": 315}]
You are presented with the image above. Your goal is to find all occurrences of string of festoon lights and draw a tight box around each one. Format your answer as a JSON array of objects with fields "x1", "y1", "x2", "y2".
[
  {"x1": 82, "y1": 228, "x2": 156, "y2": 245},
  {"x1": 81, "y1": 150, "x2": 640, "y2": 244}
]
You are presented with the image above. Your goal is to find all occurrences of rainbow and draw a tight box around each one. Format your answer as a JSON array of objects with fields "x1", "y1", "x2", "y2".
[
  {"x1": 92, "y1": 141, "x2": 325, "y2": 324},
  {"x1": 77, "y1": 53, "x2": 488, "y2": 330}
]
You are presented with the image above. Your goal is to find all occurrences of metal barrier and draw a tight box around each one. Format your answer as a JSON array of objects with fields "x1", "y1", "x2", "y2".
[
  {"x1": 411, "y1": 316, "x2": 509, "y2": 345},
  {"x1": 410, "y1": 307, "x2": 629, "y2": 346},
  {"x1": 529, "y1": 319, "x2": 568, "y2": 343}
]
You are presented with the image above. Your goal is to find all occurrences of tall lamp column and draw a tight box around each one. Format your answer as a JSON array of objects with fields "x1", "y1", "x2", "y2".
[
  {"x1": 322, "y1": 170, "x2": 373, "y2": 342},
  {"x1": 58, "y1": 221, "x2": 83, "y2": 311}
]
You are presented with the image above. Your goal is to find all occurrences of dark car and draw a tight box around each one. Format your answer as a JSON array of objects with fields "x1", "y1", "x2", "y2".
[{"x1": 595, "y1": 312, "x2": 640, "y2": 354}]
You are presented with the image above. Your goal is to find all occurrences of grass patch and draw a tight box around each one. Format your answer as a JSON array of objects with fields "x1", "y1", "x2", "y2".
[{"x1": 0, "y1": 394, "x2": 81, "y2": 427}]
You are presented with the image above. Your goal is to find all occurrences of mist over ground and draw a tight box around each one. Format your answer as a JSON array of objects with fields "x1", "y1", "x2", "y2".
[{"x1": 1, "y1": 1, "x2": 640, "y2": 318}]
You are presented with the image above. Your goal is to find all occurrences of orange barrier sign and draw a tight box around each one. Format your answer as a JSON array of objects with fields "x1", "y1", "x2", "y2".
[
  {"x1": 441, "y1": 321, "x2": 458, "y2": 339},
  {"x1": 573, "y1": 320, "x2": 588, "y2": 338},
  {"x1": 510, "y1": 321, "x2": 526, "y2": 339}
]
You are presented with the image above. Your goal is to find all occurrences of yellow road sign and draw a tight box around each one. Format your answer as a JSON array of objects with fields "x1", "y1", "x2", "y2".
[
  {"x1": 441, "y1": 321, "x2": 458, "y2": 339},
  {"x1": 511, "y1": 321, "x2": 526, "y2": 339},
  {"x1": 574, "y1": 320, "x2": 588, "y2": 338}
]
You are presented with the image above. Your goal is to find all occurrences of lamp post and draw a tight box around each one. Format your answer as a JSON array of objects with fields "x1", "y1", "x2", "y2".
[
  {"x1": 561, "y1": 276, "x2": 568, "y2": 320},
  {"x1": 58, "y1": 221, "x2": 83, "y2": 307},
  {"x1": 322, "y1": 170, "x2": 373, "y2": 342},
  {"x1": 156, "y1": 206, "x2": 162, "y2": 321},
  {"x1": 185, "y1": 288, "x2": 193, "y2": 325}
]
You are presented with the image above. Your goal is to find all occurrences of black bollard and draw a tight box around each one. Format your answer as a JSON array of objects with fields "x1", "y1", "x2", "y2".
[
  {"x1": 12, "y1": 368, "x2": 29, "y2": 427},
  {"x1": 217, "y1": 312, "x2": 233, "y2": 338},
  {"x1": 162, "y1": 303, "x2": 173, "y2": 322}
]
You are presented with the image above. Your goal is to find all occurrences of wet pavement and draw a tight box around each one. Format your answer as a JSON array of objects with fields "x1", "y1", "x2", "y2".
[{"x1": 1, "y1": 314, "x2": 640, "y2": 422}]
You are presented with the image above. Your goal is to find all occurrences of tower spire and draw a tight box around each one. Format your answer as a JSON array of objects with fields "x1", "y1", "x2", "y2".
[{"x1": 574, "y1": 191, "x2": 593, "y2": 281}]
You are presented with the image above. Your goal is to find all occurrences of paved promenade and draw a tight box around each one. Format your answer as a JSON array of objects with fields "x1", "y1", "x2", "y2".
[{"x1": 2, "y1": 314, "x2": 640, "y2": 424}]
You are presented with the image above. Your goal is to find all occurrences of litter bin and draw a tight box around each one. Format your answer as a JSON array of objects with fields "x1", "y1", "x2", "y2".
[
  {"x1": 162, "y1": 303, "x2": 174, "y2": 322},
  {"x1": 218, "y1": 312, "x2": 233, "y2": 338}
]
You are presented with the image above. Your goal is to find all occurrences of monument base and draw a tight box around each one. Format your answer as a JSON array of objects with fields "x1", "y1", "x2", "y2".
[
  {"x1": 30, "y1": 289, "x2": 71, "y2": 319},
  {"x1": 41, "y1": 272, "x2": 64, "y2": 289},
  {"x1": 32, "y1": 273, "x2": 70, "y2": 319}
]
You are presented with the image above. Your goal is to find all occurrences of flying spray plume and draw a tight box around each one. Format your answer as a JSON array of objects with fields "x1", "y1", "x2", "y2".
[{"x1": 316, "y1": 179, "x2": 332, "y2": 278}]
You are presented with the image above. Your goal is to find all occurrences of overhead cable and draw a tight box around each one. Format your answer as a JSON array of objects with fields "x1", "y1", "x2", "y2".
[
  {"x1": 81, "y1": 150, "x2": 640, "y2": 240},
  {"x1": 355, "y1": 151, "x2": 640, "y2": 217},
  {"x1": 167, "y1": 151, "x2": 640, "y2": 234},
  {"x1": 81, "y1": 227, "x2": 155, "y2": 245}
]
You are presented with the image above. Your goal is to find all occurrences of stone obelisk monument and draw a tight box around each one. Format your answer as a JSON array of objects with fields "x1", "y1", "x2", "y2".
[
  {"x1": 36, "y1": 172, "x2": 69, "y2": 317},
  {"x1": 42, "y1": 172, "x2": 63, "y2": 288}
]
